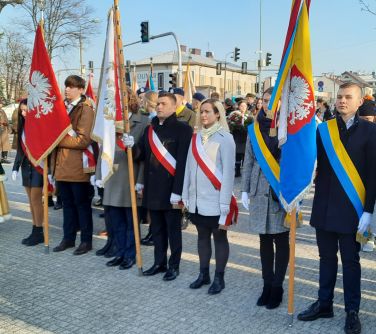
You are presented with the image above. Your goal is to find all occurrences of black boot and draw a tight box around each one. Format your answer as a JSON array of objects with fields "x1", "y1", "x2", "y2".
[
  {"x1": 256, "y1": 285, "x2": 272, "y2": 306},
  {"x1": 189, "y1": 269, "x2": 211, "y2": 289},
  {"x1": 266, "y1": 286, "x2": 284, "y2": 309},
  {"x1": 25, "y1": 226, "x2": 44, "y2": 246},
  {"x1": 208, "y1": 272, "x2": 225, "y2": 295},
  {"x1": 141, "y1": 230, "x2": 153, "y2": 246},
  {"x1": 22, "y1": 226, "x2": 36, "y2": 245},
  {"x1": 96, "y1": 238, "x2": 112, "y2": 256}
]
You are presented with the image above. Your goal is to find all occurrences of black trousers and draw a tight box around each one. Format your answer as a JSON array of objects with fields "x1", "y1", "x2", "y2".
[
  {"x1": 149, "y1": 209, "x2": 182, "y2": 269},
  {"x1": 196, "y1": 224, "x2": 229, "y2": 273},
  {"x1": 58, "y1": 181, "x2": 94, "y2": 243},
  {"x1": 316, "y1": 228, "x2": 361, "y2": 312},
  {"x1": 259, "y1": 231, "x2": 289, "y2": 287}
]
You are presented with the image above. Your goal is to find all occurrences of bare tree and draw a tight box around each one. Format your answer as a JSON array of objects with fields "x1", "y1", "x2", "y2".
[
  {"x1": 0, "y1": 0, "x2": 23, "y2": 13},
  {"x1": 19, "y1": 0, "x2": 99, "y2": 58},
  {"x1": 0, "y1": 29, "x2": 30, "y2": 101},
  {"x1": 360, "y1": 0, "x2": 376, "y2": 15}
]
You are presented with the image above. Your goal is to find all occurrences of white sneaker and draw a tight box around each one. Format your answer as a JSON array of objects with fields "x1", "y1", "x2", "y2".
[{"x1": 362, "y1": 241, "x2": 374, "y2": 252}]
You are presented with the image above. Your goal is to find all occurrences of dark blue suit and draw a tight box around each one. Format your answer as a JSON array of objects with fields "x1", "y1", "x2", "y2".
[{"x1": 310, "y1": 115, "x2": 376, "y2": 312}]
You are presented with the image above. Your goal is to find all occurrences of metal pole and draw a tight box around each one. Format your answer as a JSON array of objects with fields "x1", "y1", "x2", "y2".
[
  {"x1": 258, "y1": 0, "x2": 262, "y2": 95},
  {"x1": 79, "y1": 27, "x2": 84, "y2": 77}
]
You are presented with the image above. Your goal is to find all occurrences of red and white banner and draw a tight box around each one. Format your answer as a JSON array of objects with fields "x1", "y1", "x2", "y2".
[
  {"x1": 192, "y1": 133, "x2": 238, "y2": 227},
  {"x1": 148, "y1": 126, "x2": 176, "y2": 176},
  {"x1": 85, "y1": 73, "x2": 97, "y2": 106},
  {"x1": 25, "y1": 23, "x2": 71, "y2": 165}
]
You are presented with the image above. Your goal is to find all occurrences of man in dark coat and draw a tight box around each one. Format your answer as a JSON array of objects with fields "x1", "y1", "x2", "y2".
[
  {"x1": 138, "y1": 91, "x2": 192, "y2": 281},
  {"x1": 298, "y1": 82, "x2": 376, "y2": 334}
]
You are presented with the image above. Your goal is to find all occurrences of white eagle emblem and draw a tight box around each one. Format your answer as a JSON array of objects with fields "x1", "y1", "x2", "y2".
[
  {"x1": 288, "y1": 75, "x2": 314, "y2": 125},
  {"x1": 27, "y1": 71, "x2": 56, "y2": 118}
]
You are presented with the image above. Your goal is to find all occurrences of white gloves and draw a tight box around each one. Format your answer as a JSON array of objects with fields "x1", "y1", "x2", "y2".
[
  {"x1": 90, "y1": 175, "x2": 96, "y2": 186},
  {"x1": 358, "y1": 212, "x2": 372, "y2": 234},
  {"x1": 95, "y1": 180, "x2": 104, "y2": 188},
  {"x1": 182, "y1": 199, "x2": 189, "y2": 210},
  {"x1": 11, "y1": 171, "x2": 18, "y2": 181},
  {"x1": 122, "y1": 134, "x2": 135, "y2": 148},
  {"x1": 241, "y1": 192, "x2": 249, "y2": 210},
  {"x1": 220, "y1": 204, "x2": 230, "y2": 216},
  {"x1": 135, "y1": 183, "x2": 144, "y2": 193},
  {"x1": 170, "y1": 193, "x2": 182, "y2": 205}
]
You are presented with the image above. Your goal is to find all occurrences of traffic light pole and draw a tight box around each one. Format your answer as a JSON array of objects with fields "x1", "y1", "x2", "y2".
[{"x1": 124, "y1": 32, "x2": 183, "y2": 87}]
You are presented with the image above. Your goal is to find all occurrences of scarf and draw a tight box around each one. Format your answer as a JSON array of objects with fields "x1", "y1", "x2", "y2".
[
  {"x1": 257, "y1": 109, "x2": 280, "y2": 161},
  {"x1": 201, "y1": 121, "x2": 222, "y2": 144}
]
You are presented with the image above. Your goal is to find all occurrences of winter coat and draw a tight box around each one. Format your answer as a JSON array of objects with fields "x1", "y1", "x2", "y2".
[{"x1": 0, "y1": 109, "x2": 11, "y2": 152}]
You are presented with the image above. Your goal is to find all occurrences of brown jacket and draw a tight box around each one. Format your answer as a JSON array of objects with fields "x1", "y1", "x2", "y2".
[
  {"x1": 52, "y1": 96, "x2": 94, "y2": 182},
  {"x1": 176, "y1": 106, "x2": 196, "y2": 129},
  {"x1": 0, "y1": 109, "x2": 11, "y2": 152}
]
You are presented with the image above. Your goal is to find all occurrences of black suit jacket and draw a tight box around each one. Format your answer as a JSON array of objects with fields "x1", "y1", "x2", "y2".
[
  {"x1": 140, "y1": 113, "x2": 192, "y2": 210},
  {"x1": 310, "y1": 115, "x2": 376, "y2": 234}
]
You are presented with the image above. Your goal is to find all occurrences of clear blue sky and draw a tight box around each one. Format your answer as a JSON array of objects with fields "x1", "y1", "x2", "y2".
[{"x1": 2, "y1": 0, "x2": 376, "y2": 76}]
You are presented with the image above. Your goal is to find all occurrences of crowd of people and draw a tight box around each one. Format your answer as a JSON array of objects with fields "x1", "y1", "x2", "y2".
[{"x1": 1, "y1": 77, "x2": 376, "y2": 334}]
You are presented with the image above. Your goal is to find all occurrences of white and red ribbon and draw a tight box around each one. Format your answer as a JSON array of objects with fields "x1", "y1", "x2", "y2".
[
  {"x1": 66, "y1": 130, "x2": 96, "y2": 173},
  {"x1": 192, "y1": 133, "x2": 238, "y2": 227},
  {"x1": 148, "y1": 126, "x2": 176, "y2": 176}
]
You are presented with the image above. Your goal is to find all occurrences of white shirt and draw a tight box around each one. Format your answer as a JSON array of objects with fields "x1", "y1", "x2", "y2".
[
  {"x1": 345, "y1": 115, "x2": 355, "y2": 130},
  {"x1": 65, "y1": 97, "x2": 82, "y2": 114}
]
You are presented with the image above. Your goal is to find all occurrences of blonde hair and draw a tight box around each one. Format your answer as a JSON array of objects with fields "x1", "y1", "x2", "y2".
[
  {"x1": 144, "y1": 91, "x2": 158, "y2": 111},
  {"x1": 196, "y1": 98, "x2": 229, "y2": 132}
]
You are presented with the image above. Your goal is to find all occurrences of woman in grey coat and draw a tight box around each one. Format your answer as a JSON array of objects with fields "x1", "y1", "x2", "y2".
[
  {"x1": 241, "y1": 87, "x2": 289, "y2": 309},
  {"x1": 182, "y1": 99, "x2": 235, "y2": 295},
  {"x1": 96, "y1": 90, "x2": 149, "y2": 270}
]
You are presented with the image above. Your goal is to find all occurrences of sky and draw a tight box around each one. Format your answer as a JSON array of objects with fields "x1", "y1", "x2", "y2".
[{"x1": 1, "y1": 0, "x2": 376, "y2": 79}]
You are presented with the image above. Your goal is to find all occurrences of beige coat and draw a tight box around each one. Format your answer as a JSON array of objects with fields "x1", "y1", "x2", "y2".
[
  {"x1": 0, "y1": 109, "x2": 11, "y2": 152},
  {"x1": 51, "y1": 97, "x2": 94, "y2": 182}
]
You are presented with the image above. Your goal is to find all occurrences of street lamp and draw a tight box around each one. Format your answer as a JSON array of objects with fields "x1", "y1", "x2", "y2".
[{"x1": 0, "y1": 0, "x2": 23, "y2": 13}]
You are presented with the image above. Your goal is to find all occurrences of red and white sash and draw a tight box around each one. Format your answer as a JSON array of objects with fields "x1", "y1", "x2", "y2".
[
  {"x1": 148, "y1": 126, "x2": 176, "y2": 176},
  {"x1": 192, "y1": 132, "x2": 238, "y2": 227},
  {"x1": 67, "y1": 129, "x2": 96, "y2": 173}
]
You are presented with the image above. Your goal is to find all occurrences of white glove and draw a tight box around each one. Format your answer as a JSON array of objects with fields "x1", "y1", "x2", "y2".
[
  {"x1": 220, "y1": 204, "x2": 230, "y2": 216},
  {"x1": 48, "y1": 174, "x2": 54, "y2": 184},
  {"x1": 182, "y1": 199, "x2": 189, "y2": 210},
  {"x1": 90, "y1": 175, "x2": 96, "y2": 186},
  {"x1": 95, "y1": 180, "x2": 104, "y2": 188},
  {"x1": 122, "y1": 134, "x2": 135, "y2": 148},
  {"x1": 358, "y1": 212, "x2": 372, "y2": 234},
  {"x1": 170, "y1": 193, "x2": 182, "y2": 205},
  {"x1": 11, "y1": 171, "x2": 18, "y2": 181},
  {"x1": 241, "y1": 192, "x2": 249, "y2": 211},
  {"x1": 135, "y1": 183, "x2": 144, "y2": 193}
]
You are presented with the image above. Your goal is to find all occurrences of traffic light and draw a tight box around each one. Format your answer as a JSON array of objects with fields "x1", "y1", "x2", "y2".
[
  {"x1": 241, "y1": 62, "x2": 247, "y2": 74},
  {"x1": 140, "y1": 21, "x2": 149, "y2": 43},
  {"x1": 216, "y1": 63, "x2": 222, "y2": 75},
  {"x1": 266, "y1": 52, "x2": 272, "y2": 66},
  {"x1": 169, "y1": 72, "x2": 177, "y2": 88},
  {"x1": 88, "y1": 61, "x2": 94, "y2": 73},
  {"x1": 234, "y1": 47, "x2": 240, "y2": 62}
]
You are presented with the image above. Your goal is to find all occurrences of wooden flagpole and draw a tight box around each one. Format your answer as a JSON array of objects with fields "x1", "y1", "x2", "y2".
[
  {"x1": 39, "y1": 14, "x2": 50, "y2": 254},
  {"x1": 113, "y1": 0, "x2": 143, "y2": 275},
  {"x1": 287, "y1": 208, "x2": 297, "y2": 326}
]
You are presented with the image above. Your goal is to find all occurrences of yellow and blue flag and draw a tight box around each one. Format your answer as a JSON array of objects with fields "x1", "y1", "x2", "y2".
[{"x1": 269, "y1": 0, "x2": 317, "y2": 212}]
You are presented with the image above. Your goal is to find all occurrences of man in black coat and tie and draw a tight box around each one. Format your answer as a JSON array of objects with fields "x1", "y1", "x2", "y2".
[
  {"x1": 298, "y1": 82, "x2": 376, "y2": 334},
  {"x1": 136, "y1": 91, "x2": 192, "y2": 281}
]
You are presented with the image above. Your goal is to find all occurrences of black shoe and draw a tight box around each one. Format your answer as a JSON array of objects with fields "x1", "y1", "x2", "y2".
[
  {"x1": 25, "y1": 226, "x2": 44, "y2": 246},
  {"x1": 48, "y1": 197, "x2": 55, "y2": 207},
  {"x1": 54, "y1": 202, "x2": 63, "y2": 210},
  {"x1": 119, "y1": 258, "x2": 136, "y2": 270},
  {"x1": 344, "y1": 310, "x2": 361, "y2": 334},
  {"x1": 96, "y1": 239, "x2": 112, "y2": 256},
  {"x1": 143, "y1": 264, "x2": 167, "y2": 276},
  {"x1": 22, "y1": 226, "x2": 36, "y2": 245},
  {"x1": 189, "y1": 270, "x2": 211, "y2": 289},
  {"x1": 297, "y1": 300, "x2": 334, "y2": 321},
  {"x1": 256, "y1": 285, "x2": 271, "y2": 306},
  {"x1": 106, "y1": 256, "x2": 123, "y2": 267},
  {"x1": 93, "y1": 198, "x2": 102, "y2": 207},
  {"x1": 53, "y1": 240, "x2": 75, "y2": 252},
  {"x1": 104, "y1": 243, "x2": 118, "y2": 258},
  {"x1": 208, "y1": 272, "x2": 225, "y2": 295},
  {"x1": 266, "y1": 286, "x2": 284, "y2": 309},
  {"x1": 73, "y1": 242, "x2": 92, "y2": 255},
  {"x1": 163, "y1": 268, "x2": 179, "y2": 281},
  {"x1": 141, "y1": 232, "x2": 153, "y2": 246}
]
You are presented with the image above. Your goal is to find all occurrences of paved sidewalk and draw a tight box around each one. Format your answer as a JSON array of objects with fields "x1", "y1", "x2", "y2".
[{"x1": 0, "y1": 154, "x2": 375, "y2": 334}]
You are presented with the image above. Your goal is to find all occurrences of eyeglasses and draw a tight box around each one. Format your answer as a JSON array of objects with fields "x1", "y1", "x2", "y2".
[{"x1": 263, "y1": 99, "x2": 270, "y2": 103}]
